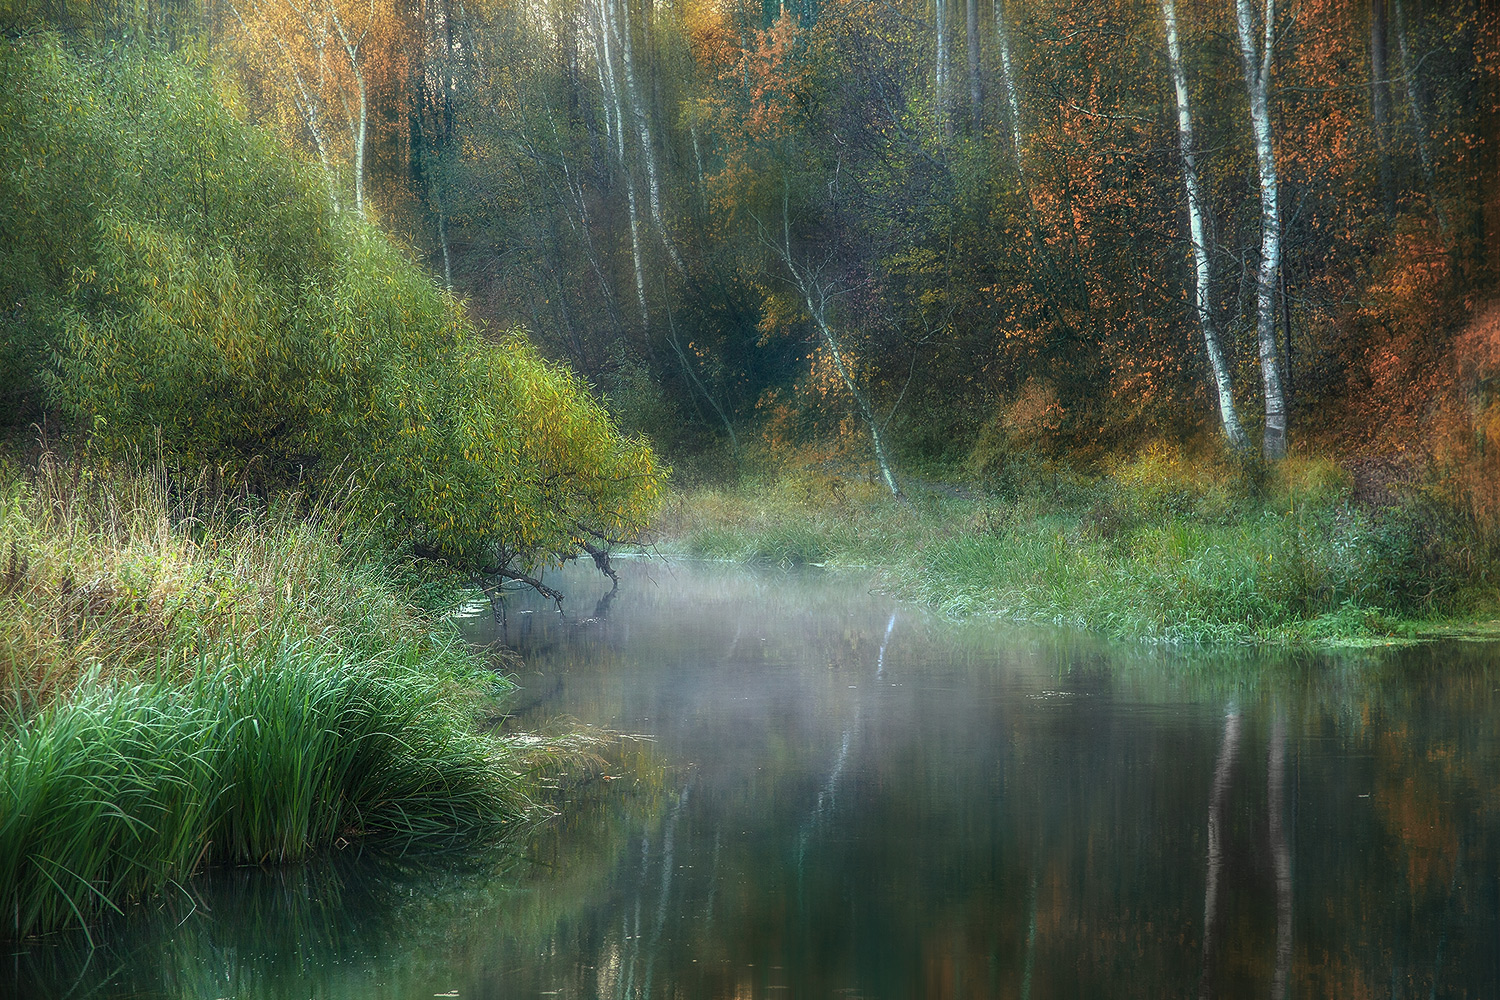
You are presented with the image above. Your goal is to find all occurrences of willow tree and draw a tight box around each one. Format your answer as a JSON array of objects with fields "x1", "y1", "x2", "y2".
[{"x1": 2, "y1": 40, "x2": 665, "y2": 590}]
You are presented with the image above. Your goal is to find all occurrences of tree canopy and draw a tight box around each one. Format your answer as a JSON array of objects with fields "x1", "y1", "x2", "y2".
[{"x1": 3, "y1": 0, "x2": 1499, "y2": 486}]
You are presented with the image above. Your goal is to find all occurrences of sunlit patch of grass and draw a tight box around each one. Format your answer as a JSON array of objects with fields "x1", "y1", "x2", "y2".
[{"x1": 660, "y1": 447, "x2": 1499, "y2": 645}]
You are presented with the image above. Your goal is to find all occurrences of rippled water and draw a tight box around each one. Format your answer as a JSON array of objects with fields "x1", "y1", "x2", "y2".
[{"x1": 11, "y1": 559, "x2": 1500, "y2": 998}]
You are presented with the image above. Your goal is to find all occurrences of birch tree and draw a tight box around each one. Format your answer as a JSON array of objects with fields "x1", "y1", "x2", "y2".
[
  {"x1": 994, "y1": 0, "x2": 1025, "y2": 182},
  {"x1": 1234, "y1": 0, "x2": 1288, "y2": 460},
  {"x1": 325, "y1": 0, "x2": 373, "y2": 216},
  {"x1": 934, "y1": 0, "x2": 949, "y2": 123},
  {"x1": 773, "y1": 205, "x2": 903, "y2": 501},
  {"x1": 615, "y1": 0, "x2": 684, "y2": 273},
  {"x1": 596, "y1": 0, "x2": 650, "y2": 329},
  {"x1": 965, "y1": 0, "x2": 980, "y2": 129},
  {"x1": 228, "y1": 0, "x2": 339, "y2": 208},
  {"x1": 1161, "y1": 0, "x2": 1246, "y2": 449},
  {"x1": 228, "y1": 0, "x2": 379, "y2": 216}
]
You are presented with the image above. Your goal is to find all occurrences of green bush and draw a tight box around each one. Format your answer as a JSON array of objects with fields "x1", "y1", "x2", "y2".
[{"x1": 0, "y1": 37, "x2": 663, "y2": 578}]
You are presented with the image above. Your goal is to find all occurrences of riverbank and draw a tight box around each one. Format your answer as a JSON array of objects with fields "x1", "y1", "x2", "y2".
[
  {"x1": 0, "y1": 454, "x2": 561, "y2": 940},
  {"x1": 657, "y1": 450, "x2": 1499, "y2": 645}
]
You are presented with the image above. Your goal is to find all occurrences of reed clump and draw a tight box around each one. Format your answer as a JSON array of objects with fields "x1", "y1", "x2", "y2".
[{"x1": 0, "y1": 454, "x2": 535, "y2": 940}]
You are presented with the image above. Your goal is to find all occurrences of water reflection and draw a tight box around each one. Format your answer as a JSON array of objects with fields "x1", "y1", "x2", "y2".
[{"x1": 10, "y1": 560, "x2": 1500, "y2": 998}]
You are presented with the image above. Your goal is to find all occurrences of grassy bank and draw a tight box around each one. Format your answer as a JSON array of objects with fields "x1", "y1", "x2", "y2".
[
  {"x1": 0, "y1": 454, "x2": 548, "y2": 940},
  {"x1": 659, "y1": 450, "x2": 1500, "y2": 644}
]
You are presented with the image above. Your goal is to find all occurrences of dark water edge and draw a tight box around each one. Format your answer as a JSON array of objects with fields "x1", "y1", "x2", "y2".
[{"x1": 9, "y1": 559, "x2": 1500, "y2": 999}]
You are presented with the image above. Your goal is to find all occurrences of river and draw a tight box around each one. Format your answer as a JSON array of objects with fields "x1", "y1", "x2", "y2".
[{"x1": 9, "y1": 559, "x2": 1500, "y2": 998}]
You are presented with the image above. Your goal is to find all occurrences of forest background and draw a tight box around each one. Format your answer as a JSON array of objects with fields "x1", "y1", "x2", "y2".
[
  {"x1": 3, "y1": 0, "x2": 1500, "y2": 639},
  {"x1": 3, "y1": 0, "x2": 1496, "y2": 466}
]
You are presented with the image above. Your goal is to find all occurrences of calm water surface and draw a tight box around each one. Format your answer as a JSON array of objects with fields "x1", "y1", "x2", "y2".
[{"x1": 10, "y1": 560, "x2": 1500, "y2": 998}]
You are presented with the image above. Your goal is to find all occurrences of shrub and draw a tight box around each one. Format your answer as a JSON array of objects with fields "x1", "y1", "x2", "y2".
[{"x1": 0, "y1": 37, "x2": 663, "y2": 581}]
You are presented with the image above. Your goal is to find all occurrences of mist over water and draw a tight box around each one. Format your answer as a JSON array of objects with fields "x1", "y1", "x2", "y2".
[{"x1": 13, "y1": 560, "x2": 1500, "y2": 998}]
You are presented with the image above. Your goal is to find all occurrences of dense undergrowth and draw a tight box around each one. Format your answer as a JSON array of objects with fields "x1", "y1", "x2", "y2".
[
  {"x1": 0, "y1": 454, "x2": 561, "y2": 940},
  {"x1": 660, "y1": 446, "x2": 1500, "y2": 644}
]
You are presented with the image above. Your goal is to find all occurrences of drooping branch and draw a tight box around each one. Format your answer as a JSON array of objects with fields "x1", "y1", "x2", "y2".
[
  {"x1": 487, "y1": 564, "x2": 565, "y2": 608},
  {"x1": 579, "y1": 538, "x2": 619, "y2": 587}
]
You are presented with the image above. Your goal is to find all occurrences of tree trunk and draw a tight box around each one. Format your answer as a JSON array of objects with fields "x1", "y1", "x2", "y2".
[
  {"x1": 1235, "y1": 0, "x2": 1288, "y2": 460},
  {"x1": 328, "y1": 2, "x2": 371, "y2": 217},
  {"x1": 1162, "y1": 0, "x2": 1247, "y2": 450},
  {"x1": 625, "y1": 168, "x2": 650, "y2": 331},
  {"x1": 774, "y1": 196, "x2": 902, "y2": 499},
  {"x1": 934, "y1": 0, "x2": 948, "y2": 123},
  {"x1": 1392, "y1": 0, "x2": 1446, "y2": 230},
  {"x1": 437, "y1": 205, "x2": 453, "y2": 290},
  {"x1": 598, "y1": 0, "x2": 626, "y2": 163},
  {"x1": 353, "y1": 72, "x2": 366, "y2": 214},
  {"x1": 995, "y1": 0, "x2": 1025, "y2": 181},
  {"x1": 809, "y1": 297, "x2": 903, "y2": 501},
  {"x1": 598, "y1": 0, "x2": 648, "y2": 329},
  {"x1": 1370, "y1": 0, "x2": 1396, "y2": 220},
  {"x1": 228, "y1": 0, "x2": 340, "y2": 211},
  {"x1": 965, "y1": 0, "x2": 980, "y2": 130},
  {"x1": 617, "y1": 0, "x2": 683, "y2": 273},
  {"x1": 591, "y1": 0, "x2": 616, "y2": 153}
]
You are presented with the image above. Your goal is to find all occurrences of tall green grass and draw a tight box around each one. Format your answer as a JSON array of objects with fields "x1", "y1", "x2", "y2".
[
  {"x1": 0, "y1": 644, "x2": 522, "y2": 940},
  {"x1": 0, "y1": 453, "x2": 549, "y2": 939}
]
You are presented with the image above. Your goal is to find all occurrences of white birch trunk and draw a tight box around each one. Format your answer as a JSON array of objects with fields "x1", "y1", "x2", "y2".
[
  {"x1": 592, "y1": 18, "x2": 615, "y2": 153},
  {"x1": 776, "y1": 214, "x2": 902, "y2": 500},
  {"x1": 1235, "y1": 0, "x2": 1287, "y2": 460},
  {"x1": 934, "y1": 0, "x2": 948, "y2": 121},
  {"x1": 438, "y1": 206, "x2": 453, "y2": 291},
  {"x1": 625, "y1": 167, "x2": 650, "y2": 330},
  {"x1": 1162, "y1": 0, "x2": 1247, "y2": 450},
  {"x1": 598, "y1": 0, "x2": 626, "y2": 164},
  {"x1": 965, "y1": 0, "x2": 980, "y2": 128},
  {"x1": 806, "y1": 296, "x2": 903, "y2": 501},
  {"x1": 327, "y1": 2, "x2": 371, "y2": 216},
  {"x1": 690, "y1": 119, "x2": 706, "y2": 201},
  {"x1": 229, "y1": 0, "x2": 340, "y2": 211},
  {"x1": 598, "y1": 0, "x2": 648, "y2": 329},
  {"x1": 615, "y1": 0, "x2": 683, "y2": 274},
  {"x1": 352, "y1": 73, "x2": 367, "y2": 214},
  {"x1": 995, "y1": 0, "x2": 1025, "y2": 181}
]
